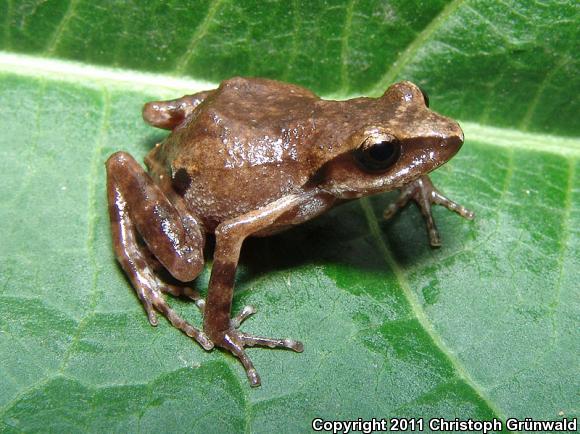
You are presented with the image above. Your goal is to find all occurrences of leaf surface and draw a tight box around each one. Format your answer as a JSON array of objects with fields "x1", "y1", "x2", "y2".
[{"x1": 0, "y1": 1, "x2": 578, "y2": 432}]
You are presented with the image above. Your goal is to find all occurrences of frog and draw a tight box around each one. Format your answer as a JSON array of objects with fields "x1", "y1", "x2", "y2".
[{"x1": 106, "y1": 77, "x2": 474, "y2": 387}]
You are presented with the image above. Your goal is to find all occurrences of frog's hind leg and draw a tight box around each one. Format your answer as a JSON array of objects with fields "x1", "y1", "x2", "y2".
[
  {"x1": 142, "y1": 90, "x2": 213, "y2": 130},
  {"x1": 106, "y1": 151, "x2": 212, "y2": 350}
]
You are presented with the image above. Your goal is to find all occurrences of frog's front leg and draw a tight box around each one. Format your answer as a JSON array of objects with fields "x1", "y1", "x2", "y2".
[
  {"x1": 384, "y1": 175, "x2": 474, "y2": 247},
  {"x1": 203, "y1": 194, "x2": 311, "y2": 387},
  {"x1": 106, "y1": 151, "x2": 212, "y2": 350}
]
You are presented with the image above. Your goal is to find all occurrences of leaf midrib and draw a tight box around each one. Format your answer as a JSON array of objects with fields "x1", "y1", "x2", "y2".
[
  {"x1": 1, "y1": 50, "x2": 578, "y2": 159},
  {"x1": 359, "y1": 199, "x2": 508, "y2": 424}
]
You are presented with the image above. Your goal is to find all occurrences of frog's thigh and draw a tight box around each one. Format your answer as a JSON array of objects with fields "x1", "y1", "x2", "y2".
[
  {"x1": 106, "y1": 151, "x2": 205, "y2": 282},
  {"x1": 106, "y1": 152, "x2": 213, "y2": 349}
]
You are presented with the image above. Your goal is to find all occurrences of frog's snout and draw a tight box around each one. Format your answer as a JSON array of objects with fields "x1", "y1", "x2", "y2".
[
  {"x1": 457, "y1": 127, "x2": 464, "y2": 144},
  {"x1": 443, "y1": 122, "x2": 464, "y2": 153},
  {"x1": 446, "y1": 131, "x2": 463, "y2": 148}
]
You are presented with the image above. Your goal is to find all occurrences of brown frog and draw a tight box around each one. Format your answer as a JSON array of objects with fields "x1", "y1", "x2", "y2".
[{"x1": 106, "y1": 77, "x2": 473, "y2": 386}]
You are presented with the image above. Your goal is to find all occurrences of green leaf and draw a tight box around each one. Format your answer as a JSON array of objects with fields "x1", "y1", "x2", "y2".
[{"x1": 0, "y1": 1, "x2": 578, "y2": 433}]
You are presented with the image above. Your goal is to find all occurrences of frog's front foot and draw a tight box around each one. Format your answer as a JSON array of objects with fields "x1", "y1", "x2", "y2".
[
  {"x1": 384, "y1": 175, "x2": 474, "y2": 247},
  {"x1": 208, "y1": 306, "x2": 304, "y2": 387}
]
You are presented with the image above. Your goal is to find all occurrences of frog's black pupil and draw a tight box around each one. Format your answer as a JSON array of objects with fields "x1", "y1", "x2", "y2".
[
  {"x1": 356, "y1": 137, "x2": 400, "y2": 171},
  {"x1": 369, "y1": 141, "x2": 396, "y2": 161},
  {"x1": 419, "y1": 86, "x2": 430, "y2": 107}
]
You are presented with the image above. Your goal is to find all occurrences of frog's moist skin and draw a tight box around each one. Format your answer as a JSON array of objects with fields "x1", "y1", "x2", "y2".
[{"x1": 106, "y1": 77, "x2": 474, "y2": 386}]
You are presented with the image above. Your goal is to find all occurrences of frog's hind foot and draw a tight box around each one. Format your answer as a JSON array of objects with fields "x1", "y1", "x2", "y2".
[
  {"x1": 212, "y1": 306, "x2": 304, "y2": 387},
  {"x1": 159, "y1": 284, "x2": 206, "y2": 312},
  {"x1": 137, "y1": 283, "x2": 213, "y2": 351},
  {"x1": 384, "y1": 175, "x2": 474, "y2": 247}
]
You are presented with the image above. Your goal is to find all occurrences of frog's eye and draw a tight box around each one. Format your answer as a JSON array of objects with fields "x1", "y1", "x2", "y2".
[
  {"x1": 418, "y1": 86, "x2": 430, "y2": 107},
  {"x1": 356, "y1": 135, "x2": 400, "y2": 171}
]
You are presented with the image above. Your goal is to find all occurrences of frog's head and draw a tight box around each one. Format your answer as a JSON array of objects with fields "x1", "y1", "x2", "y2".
[{"x1": 319, "y1": 81, "x2": 464, "y2": 199}]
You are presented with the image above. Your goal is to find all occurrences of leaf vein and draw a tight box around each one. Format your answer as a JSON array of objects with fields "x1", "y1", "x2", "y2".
[
  {"x1": 3, "y1": 0, "x2": 13, "y2": 49},
  {"x1": 548, "y1": 158, "x2": 575, "y2": 340},
  {"x1": 45, "y1": 0, "x2": 79, "y2": 55},
  {"x1": 339, "y1": 0, "x2": 356, "y2": 92},
  {"x1": 520, "y1": 57, "x2": 569, "y2": 130},
  {"x1": 0, "y1": 376, "x2": 55, "y2": 418},
  {"x1": 174, "y1": 0, "x2": 224, "y2": 74},
  {"x1": 282, "y1": 0, "x2": 301, "y2": 81},
  {"x1": 373, "y1": 0, "x2": 465, "y2": 93}
]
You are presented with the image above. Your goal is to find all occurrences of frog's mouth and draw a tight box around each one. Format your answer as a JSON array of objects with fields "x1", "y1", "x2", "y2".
[{"x1": 400, "y1": 133, "x2": 463, "y2": 179}]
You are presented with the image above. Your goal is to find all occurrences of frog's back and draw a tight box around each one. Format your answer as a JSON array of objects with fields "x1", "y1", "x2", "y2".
[
  {"x1": 198, "y1": 77, "x2": 319, "y2": 134},
  {"x1": 216, "y1": 76, "x2": 318, "y2": 104},
  {"x1": 152, "y1": 77, "x2": 323, "y2": 229}
]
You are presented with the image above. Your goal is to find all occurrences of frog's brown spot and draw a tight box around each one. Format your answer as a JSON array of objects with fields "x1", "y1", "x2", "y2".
[{"x1": 172, "y1": 168, "x2": 192, "y2": 196}]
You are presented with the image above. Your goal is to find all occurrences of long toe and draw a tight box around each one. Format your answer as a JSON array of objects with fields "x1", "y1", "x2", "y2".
[{"x1": 213, "y1": 326, "x2": 304, "y2": 387}]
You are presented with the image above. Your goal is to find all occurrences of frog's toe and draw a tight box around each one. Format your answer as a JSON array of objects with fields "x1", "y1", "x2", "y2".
[
  {"x1": 217, "y1": 328, "x2": 303, "y2": 387},
  {"x1": 240, "y1": 333, "x2": 304, "y2": 352},
  {"x1": 383, "y1": 187, "x2": 414, "y2": 220},
  {"x1": 220, "y1": 331, "x2": 262, "y2": 386},
  {"x1": 209, "y1": 313, "x2": 303, "y2": 387},
  {"x1": 137, "y1": 285, "x2": 213, "y2": 350},
  {"x1": 159, "y1": 284, "x2": 205, "y2": 312},
  {"x1": 230, "y1": 305, "x2": 303, "y2": 351},
  {"x1": 144, "y1": 303, "x2": 159, "y2": 326},
  {"x1": 231, "y1": 305, "x2": 257, "y2": 328},
  {"x1": 384, "y1": 175, "x2": 474, "y2": 247},
  {"x1": 157, "y1": 300, "x2": 213, "y2": 350},
  {"x1": 430, "y1": 189, "x2": 475, "y2": 220}
]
